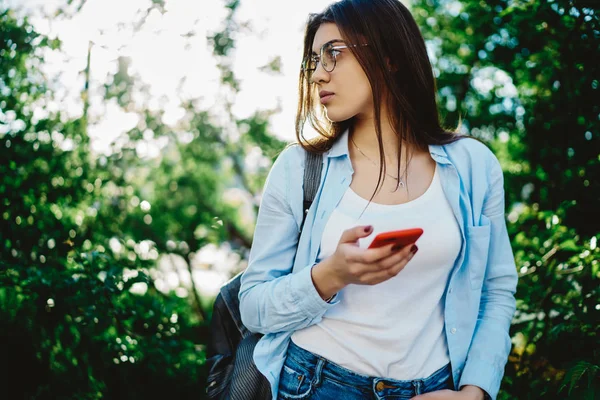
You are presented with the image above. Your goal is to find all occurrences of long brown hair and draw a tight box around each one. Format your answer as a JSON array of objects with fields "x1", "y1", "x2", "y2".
[{"x1": 295, "y1": 0, "x2": 466, "y2": 195}]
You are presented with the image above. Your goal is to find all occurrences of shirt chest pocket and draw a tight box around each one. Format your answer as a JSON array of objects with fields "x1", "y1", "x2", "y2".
[{"x1": 465, "y1": 224, "x2": 491, "y2": 290}]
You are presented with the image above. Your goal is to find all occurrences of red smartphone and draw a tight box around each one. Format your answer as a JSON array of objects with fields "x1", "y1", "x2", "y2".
[{"x1": 367, "y1": 228, "x2": 424, "y2": 249}]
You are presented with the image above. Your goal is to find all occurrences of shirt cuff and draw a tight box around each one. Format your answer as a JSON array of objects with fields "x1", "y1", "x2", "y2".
[{"x1": 290, "y1": 264, "x2": 339, "y2": 319}]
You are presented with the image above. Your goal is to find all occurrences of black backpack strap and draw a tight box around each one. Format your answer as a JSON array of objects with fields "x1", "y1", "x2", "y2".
[
  {"x1": 220, "y1": 149, "x2": 323, "y2": 338},
  {"x1": 301, "y1": 151, "x2": 323, "y2": 232}
]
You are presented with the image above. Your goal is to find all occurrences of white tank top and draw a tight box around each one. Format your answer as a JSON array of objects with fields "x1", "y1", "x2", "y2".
[{"x1": 291, "y1": 164, "x2": 462, "y2": 380}]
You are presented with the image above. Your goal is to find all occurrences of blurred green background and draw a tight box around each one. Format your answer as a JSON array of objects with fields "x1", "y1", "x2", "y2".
[{"x1": 1, "y1": 0, "x2": 598, "y2": 398}]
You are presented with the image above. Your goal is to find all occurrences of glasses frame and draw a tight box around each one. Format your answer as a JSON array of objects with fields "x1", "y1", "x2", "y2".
[{"x1": 302, "y1": 41, "x2": 368, "y2": 78}]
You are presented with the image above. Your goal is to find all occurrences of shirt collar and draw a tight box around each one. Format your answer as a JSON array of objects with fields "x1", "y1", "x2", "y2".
[
  {"x1": 428, "y1": 144, "x2": 451, "y2": 164},
  {"x1": 326, "y1": 127, "x2": 350, "y2": 158},
  {"x1": 326, "y1": 127, "x2": 450, "y2": 164}
]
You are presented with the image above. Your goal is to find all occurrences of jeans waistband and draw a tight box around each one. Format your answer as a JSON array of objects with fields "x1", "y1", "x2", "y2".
[{"x1": 286, "y1": 339, "x2": 453, "y2": 397}]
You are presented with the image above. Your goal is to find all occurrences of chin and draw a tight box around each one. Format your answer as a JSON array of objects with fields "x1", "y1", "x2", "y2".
[{"x1": 324, "y1": 106, "x2": 355, "y2": 123}]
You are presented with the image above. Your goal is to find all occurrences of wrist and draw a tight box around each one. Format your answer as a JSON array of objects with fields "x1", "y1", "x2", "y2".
[
  {"x1": 460, "y1": 385, "x2": 486, "y2": 400},
  {"x1": 311, "y1": 258, "x2": 345, "y2": 300}
]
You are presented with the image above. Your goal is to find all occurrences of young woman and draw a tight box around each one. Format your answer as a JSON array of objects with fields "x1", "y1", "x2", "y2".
[{"x1": 239, "y1": 0, "x2": 517, "y2": 399}]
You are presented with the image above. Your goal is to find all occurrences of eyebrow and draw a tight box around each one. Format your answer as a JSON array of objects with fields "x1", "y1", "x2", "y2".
[{"x1": 311, "y1": 38, "x2": 345, "y2": 55}]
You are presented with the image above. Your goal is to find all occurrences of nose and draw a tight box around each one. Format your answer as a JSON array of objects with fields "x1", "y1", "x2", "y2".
[{"x1": 309, "y1": 61, "x2": 330, "y2": 85}]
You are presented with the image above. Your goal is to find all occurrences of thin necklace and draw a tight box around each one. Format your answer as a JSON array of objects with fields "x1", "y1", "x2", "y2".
[{"x1": 350, "y1": 136, "x2": 405, "y2": 188}]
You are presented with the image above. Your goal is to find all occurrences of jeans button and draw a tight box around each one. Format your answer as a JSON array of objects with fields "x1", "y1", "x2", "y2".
[{"x1": 376, "y1": 381, "x2": 385, "y2": 391}]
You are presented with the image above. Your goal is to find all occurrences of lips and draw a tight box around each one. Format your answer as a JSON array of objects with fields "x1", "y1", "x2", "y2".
[{"x1": 319, "y1": 90, "x2": 335, "y2": 104}]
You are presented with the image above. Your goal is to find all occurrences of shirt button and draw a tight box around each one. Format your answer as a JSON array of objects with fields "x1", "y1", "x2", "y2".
[
  {"x1": 448, "y1": 287, "x2": 453, "y2": 294},
  {"x1": 451, "y1": 328, "x2": 457, "y2": 334},
  {"x1": 376, "y1": 381, "x2": 385, "y2": 391}
]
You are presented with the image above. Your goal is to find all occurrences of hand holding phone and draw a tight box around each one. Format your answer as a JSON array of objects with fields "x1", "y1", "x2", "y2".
[{"x1": 311, "y1": 226, "x2": 422, "y2": 300}]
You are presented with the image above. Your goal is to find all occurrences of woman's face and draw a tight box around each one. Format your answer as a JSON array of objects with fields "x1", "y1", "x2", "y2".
[{"x1": 310, "y1": 23, "x2": 373, "y2": 122}]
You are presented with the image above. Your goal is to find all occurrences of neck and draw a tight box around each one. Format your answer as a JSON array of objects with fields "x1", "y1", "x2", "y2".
[{"x1": 349, "y1": 113, "x2": 412, "y2": 162}]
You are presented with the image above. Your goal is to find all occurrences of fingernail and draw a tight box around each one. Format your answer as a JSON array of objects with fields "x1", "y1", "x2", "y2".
[
  {"x1": 364, "y1": 226, "x2": 372, "y2": 233},
  {"x1": 410, "y1": 244, "x2": 418, "y2": 254}
]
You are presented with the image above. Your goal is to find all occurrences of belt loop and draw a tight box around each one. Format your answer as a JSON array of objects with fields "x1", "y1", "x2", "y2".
[
  {"x1": 413, "y1": 380, "x2": 423, "y2": 395},
  {"x1": 313, "y1": 358, "x2": 325, "y2": 387}
]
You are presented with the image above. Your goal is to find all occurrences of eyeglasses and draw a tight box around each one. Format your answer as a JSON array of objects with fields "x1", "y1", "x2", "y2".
[{"x1": 302, "y1": 41, "x2": 368, "y2": 79}]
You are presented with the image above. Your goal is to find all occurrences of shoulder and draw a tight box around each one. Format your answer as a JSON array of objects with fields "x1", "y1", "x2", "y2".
[
  {"x1": 279, "y1": 142, "x2": 306, "y2": 162},
  {"x1": 274, "y1": 142, "x2": 326, "y2": 171},
  {"x1": 263, "y1": 143, "x2": 316, "y2": 218},
  {"x1": 441, "y1": 137, "x2": 504, "y2": 197},
  {"x1": 270, "y1": 143, "x2": 307, "y2": 175},
  {"x1": 443, "y1": 136, "x2": 502, "y2": 174},
  {"x1": 264, "y1": 143, "x2": 307, "y2": 193}
]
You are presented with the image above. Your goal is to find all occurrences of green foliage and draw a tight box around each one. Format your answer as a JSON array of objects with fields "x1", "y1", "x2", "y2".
[
  {"x1": 0, "y1": 6, "x2": 210, "y2": 399},
  {"x1": 506, "y1": 203, "x2": 598, "y2": 398},
  {"x1": 559, "y1": 361, "x2": 600, "y2": 397},
  {"x1": 1, "y1": 252, "x2": 206, "y2": 399}
]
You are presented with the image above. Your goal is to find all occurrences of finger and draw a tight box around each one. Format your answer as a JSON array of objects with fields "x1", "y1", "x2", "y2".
[
  {"x1": 378, "y1": 244, "x2": 418, "y2": 269},
  {"x1": 383, "y1": 247, "x2": 418, "y2": 276},
  {"x1": 339, "y1": 225, "x2": 373, "y2": 244},
  {"x1": 360, "y1": 259, "x2": 407, "y2": 283},
  {"x1": 359, "y1": 243, "x2": 398, "y2": 264},
  {"x1": 360, "y1": 246, "x2": 418, "y2": 284},
  {"x1": 411, "y1": 392, "x2": 441, "y2": 399},
  {"x1": 360, "y1": 263, "x2": 405, "y2": 284},
  {"x1": 411, "y1": 390, "x2": 454, "y2": 399},
  {"x1": 342, "y1": 245, "x2": 393, "y2": 273}
]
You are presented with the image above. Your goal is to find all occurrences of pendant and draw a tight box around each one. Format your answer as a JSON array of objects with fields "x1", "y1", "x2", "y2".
[{"x1": 389, "y1": 180, "x2": 405, "y2": 193}]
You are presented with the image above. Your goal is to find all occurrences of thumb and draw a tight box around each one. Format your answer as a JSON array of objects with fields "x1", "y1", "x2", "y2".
[{"x1": 339, "y1": 225, "x2": 373, "y2": 244}]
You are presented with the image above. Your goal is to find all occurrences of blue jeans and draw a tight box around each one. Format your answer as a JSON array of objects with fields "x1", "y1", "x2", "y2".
[{"x1": 278, "y1": 340, "x2": 454, "y2": 400}]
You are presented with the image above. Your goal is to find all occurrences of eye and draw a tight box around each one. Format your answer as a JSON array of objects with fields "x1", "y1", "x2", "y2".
[{"x1": 327, "y1": 48, "x2": 342, "y2": 59}]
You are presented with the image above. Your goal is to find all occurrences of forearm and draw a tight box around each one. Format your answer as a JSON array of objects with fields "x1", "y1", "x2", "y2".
[
  {"x1": 239, "y1": 264, "x2": 337, "y2": 334},
  {"x1": 459, "y1": 286, "x2": 516, "y2": 399}
]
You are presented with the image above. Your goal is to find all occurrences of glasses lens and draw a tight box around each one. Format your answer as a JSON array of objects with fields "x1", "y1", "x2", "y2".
[
  {"x1": 322, "y1": 43, "x2": 336, "y2": 72},
  {"x1": 302, "y1": 57, "x2": 316, "y2": 79}
]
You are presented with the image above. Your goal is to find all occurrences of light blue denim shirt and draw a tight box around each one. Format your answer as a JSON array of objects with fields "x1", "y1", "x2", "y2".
[{"x1": 239, "y1": 129, "x2": 518, "y2": 400}]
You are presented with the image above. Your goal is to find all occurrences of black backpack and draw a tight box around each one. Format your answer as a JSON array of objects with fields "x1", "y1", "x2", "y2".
[{"x1": 205, "y1": 150, "x2": 323, "y2": 400}]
